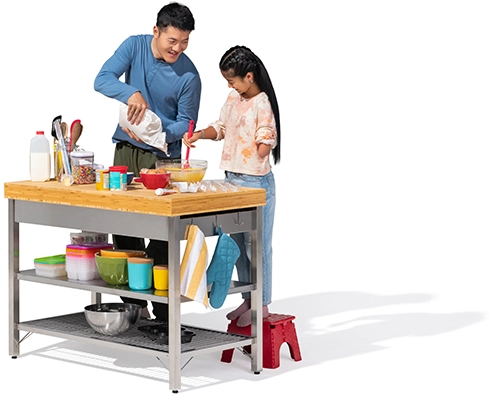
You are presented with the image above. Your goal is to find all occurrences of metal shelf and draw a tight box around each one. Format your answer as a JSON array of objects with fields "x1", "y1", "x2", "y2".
[
  {"x1": 19, "y1": 313, "x2": 251, "y2": 359},
  {"x1": 18, "y1": 269, "x2": 254, "y2": 303}
]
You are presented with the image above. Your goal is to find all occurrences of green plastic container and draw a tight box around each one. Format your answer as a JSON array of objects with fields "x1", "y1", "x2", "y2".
[
  {"x1": 34, "y1": 254, "x2": 66, "y2": 265},
  {"x1": 34, "y1": 254, "x2": 66, "y2": 277}
]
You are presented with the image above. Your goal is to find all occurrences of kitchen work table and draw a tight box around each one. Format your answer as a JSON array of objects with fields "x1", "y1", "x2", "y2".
[{"x1": 5, "y1": 179, "x2": 265, "y2": 393}]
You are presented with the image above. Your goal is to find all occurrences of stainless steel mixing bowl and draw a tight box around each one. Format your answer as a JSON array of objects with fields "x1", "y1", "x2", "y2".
[{"x1": 84, "y1": 303, "x2": 142, "y2": 336}]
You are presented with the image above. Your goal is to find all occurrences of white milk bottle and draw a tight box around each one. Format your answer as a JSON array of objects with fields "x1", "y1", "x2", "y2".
[{"x1": 30, "y1": 131, "x2": 51, "y2": 182}]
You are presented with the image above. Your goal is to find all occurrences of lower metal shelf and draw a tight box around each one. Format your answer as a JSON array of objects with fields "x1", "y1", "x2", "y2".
[{"x1": 18, "y1": 313, "x2": 251, "y2": 356}]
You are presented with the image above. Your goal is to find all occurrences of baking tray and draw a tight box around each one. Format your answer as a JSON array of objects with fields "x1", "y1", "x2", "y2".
[{"x1": 138, "y1": 323, "x2": 196, "y2": 344}]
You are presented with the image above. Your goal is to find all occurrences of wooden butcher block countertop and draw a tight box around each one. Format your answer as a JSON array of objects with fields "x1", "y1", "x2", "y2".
[{"x1": 4, "y1": 180, "x2": 266, "y2": 217}]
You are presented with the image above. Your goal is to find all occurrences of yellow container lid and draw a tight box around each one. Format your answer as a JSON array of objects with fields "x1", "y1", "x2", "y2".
[{"x1": 100, "y1": 249, "x2": 146, "y2": 258}]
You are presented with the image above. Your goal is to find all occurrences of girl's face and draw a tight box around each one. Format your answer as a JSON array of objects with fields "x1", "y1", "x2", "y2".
[
  {"x1": 221, "y1": 70, "x2": 257, "y2": 98},
  {"x1": 152, "y1": 26, "x2": 190, "y2": 63}
]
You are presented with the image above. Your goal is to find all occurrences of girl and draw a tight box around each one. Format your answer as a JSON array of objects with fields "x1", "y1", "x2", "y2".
[{"x1": 183, "y1": 45, "x2": 280, "y2": 326}]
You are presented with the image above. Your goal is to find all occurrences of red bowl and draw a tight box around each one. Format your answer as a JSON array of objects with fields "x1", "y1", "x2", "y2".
[{"x1": 136, "y1": 172, "x2": 171, "y2": 189}]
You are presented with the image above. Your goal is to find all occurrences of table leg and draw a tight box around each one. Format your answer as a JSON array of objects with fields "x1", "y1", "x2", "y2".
[
  {"x1": 168, "y1": 216, "x2": 182, "y2": 391},
  {"x1": 92, "y1": 292, "x2": 102, "y2": 305},
  {"x1": 250, "y1": 206, "x2": 263, "y2": 373},
  {"x1": 8, "y1": 199, "x2": 20, "y2": 357}
]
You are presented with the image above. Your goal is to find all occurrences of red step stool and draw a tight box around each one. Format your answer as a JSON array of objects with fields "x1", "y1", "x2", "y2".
[{"x1": 221, "y1": 313, "x2": 302, "y2": 369}]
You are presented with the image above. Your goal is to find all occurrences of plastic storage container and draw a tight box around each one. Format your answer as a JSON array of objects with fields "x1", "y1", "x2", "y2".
[
  {"x1": 34, "y1": 254, "x2": 66, "y2": 277},
  {"x1": 30, "y1": 131, "x2": 51, "y2": 182},
  {"x1": 70, "y1": 151, "x2": 95, "y2": 184},
  {"x1": 66, "y1": 243, "x2": 113, "y2": 281},
  {"x1": 109, "y1": 165, "x2": 128, "y2": 191},
  {"x1": 70, "y1": 231, "x2": 109, "y2": 244},
  {"x1": 128, "y1": 257, "x2": 154, "y2": 290}
]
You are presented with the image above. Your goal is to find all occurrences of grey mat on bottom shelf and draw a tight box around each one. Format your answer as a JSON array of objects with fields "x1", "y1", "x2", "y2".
[{"x1": 21, "y1": 312, "x2": 250, "y2": 353}]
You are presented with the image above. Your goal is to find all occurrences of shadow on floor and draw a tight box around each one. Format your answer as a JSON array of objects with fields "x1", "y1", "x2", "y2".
[{"x1": 18, "y1": 290, "x2": 483, "y2": 391}]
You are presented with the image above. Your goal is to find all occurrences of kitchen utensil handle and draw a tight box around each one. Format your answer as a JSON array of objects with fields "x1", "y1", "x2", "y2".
[{"x1": 185, "y1": 120, "x2": 195, "y2": 160}]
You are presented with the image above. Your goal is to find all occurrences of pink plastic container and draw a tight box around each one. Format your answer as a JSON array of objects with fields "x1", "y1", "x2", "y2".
[{"x1": 66, "y1": 243, "x2": 113, "y2": 281}]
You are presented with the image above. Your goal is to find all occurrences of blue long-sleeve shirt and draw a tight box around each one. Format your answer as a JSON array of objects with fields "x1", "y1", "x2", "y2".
[{"x1": 94, "y1": 34, "x2": 201, "y2": 158}]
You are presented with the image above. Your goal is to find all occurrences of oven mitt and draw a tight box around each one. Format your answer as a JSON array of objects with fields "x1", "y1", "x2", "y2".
[{"x1": 206, "y1": 227, "x2": 240, "y2": 309}]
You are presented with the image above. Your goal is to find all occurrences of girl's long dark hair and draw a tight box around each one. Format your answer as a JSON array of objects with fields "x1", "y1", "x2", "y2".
[{"x1": 219, "y1": 45, "x2": 281, "y2": 164}]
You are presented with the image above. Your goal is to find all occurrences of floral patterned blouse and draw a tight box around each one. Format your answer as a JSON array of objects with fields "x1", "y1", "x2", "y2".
[{"x1": 209, "y1": 90, "x2": 277, "y2": 176}]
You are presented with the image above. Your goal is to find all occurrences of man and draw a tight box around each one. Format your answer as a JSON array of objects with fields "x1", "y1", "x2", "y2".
[{"x1": 94, "y1": 2, "x2": 201, "y2": 320}]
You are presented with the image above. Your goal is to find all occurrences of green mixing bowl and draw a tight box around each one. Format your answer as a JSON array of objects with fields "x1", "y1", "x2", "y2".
[{"x1": 95, "y1": 253, "x2": 128, "y2": 285}]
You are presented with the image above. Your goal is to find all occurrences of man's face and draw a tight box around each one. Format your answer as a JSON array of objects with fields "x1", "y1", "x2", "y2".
[{"x1": 152, "y1": 26, "x2": 190, "y2": 63}]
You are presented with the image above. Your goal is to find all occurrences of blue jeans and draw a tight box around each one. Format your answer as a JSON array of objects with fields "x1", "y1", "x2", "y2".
[{"x1": 225, "y1": 171, "x2": 276, "y2": 305}]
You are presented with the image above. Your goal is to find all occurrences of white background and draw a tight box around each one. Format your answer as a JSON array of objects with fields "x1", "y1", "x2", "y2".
[{"x1": 1, "y1": 1, "x2": 492, "y2": 395}]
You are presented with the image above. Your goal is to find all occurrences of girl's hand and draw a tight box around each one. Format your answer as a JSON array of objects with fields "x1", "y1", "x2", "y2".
[{"x1": 183, "y1": 130, "x2": 201, "y2": 148}]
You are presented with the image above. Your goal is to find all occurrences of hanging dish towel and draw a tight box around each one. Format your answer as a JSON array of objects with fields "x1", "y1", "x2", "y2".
[
  {"x1": 180, "y1": 225, "x2": 209, "y2": 307},
  {"x1": 206, "y1": 227, "x2": 240, "y2": 309}
]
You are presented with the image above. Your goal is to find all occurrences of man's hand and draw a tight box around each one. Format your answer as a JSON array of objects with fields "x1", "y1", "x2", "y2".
[
  {"x1": 127, "y1": 91, "x2": 148, "y2": 125},
  {"x1": 122, "y1": 127, "x2": 143, "y2": 143}
]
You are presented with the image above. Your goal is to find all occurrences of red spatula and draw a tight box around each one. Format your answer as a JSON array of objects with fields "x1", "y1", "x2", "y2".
[{"x1": 183, "y1": 119, "x2": 195, "y2": 169}]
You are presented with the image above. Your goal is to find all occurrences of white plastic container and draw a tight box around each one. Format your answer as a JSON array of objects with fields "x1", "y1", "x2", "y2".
[
  {"x1": 34, "y1": 254, "x2": 66, "y2": 278},
  {"x1": 35, "y1": 263, "x2": 67, "y2": 278},
  {"x1": 30, "y1": 131, "x2": 51, "y2": 182},
  {"x1": 66, "y1": 255, "x2": 99, "y2": 281}
]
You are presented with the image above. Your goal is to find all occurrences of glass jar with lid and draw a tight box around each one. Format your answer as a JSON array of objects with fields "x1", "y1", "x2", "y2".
[{"x1": 70, "y1": 151, "x2": 95, "y2": 184}]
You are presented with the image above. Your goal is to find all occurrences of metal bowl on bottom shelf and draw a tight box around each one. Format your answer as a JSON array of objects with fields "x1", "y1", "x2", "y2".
[{"x1": 84, "y1": 303, "x2": 142, "y2": 336}]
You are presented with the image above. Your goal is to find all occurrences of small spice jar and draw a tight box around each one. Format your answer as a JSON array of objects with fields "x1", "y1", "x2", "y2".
[
  {"x1": 95, "y1": 169, "x2": 110, "y2": 191},
  {"x1": 70, "y1": 151, "x2": 95, "y2": 184}
]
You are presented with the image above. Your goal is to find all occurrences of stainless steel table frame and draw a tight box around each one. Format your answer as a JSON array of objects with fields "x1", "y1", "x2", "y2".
[{"x1": 8, "y1": 199, "x2": 263, "y2": 392}]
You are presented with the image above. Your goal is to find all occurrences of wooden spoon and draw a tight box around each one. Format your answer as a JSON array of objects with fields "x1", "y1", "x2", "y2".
[
  {"x1": 60, "y1": 122, "x2": 68, "y2": 142},
  {"x1": 70, "y1": 121, "x2": 83, "y2": 149}
]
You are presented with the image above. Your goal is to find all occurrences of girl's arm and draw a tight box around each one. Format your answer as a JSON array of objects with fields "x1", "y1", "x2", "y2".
[
  {"x1": 257, "y1": 143, "x2": 271, "y2": 158},
  {"x1": 183, "y1": 93, "x2": 231, "y2": 148},
  {"x1": 254, "y1": 94, "x2": 277, "y2": 158},
  {"x1": 183, "y1": 126, "x2": 218, "y2": 148}
]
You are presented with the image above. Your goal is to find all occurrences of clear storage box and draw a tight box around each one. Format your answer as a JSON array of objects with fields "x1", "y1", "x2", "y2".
[{"x1": 34, "y1": 254, "x2": 67, "y2": 278}]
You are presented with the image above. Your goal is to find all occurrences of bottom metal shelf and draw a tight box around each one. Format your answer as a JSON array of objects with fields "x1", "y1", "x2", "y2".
[{"x1": 19, "y1": 313, "x2": 251, "y2": 355}]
